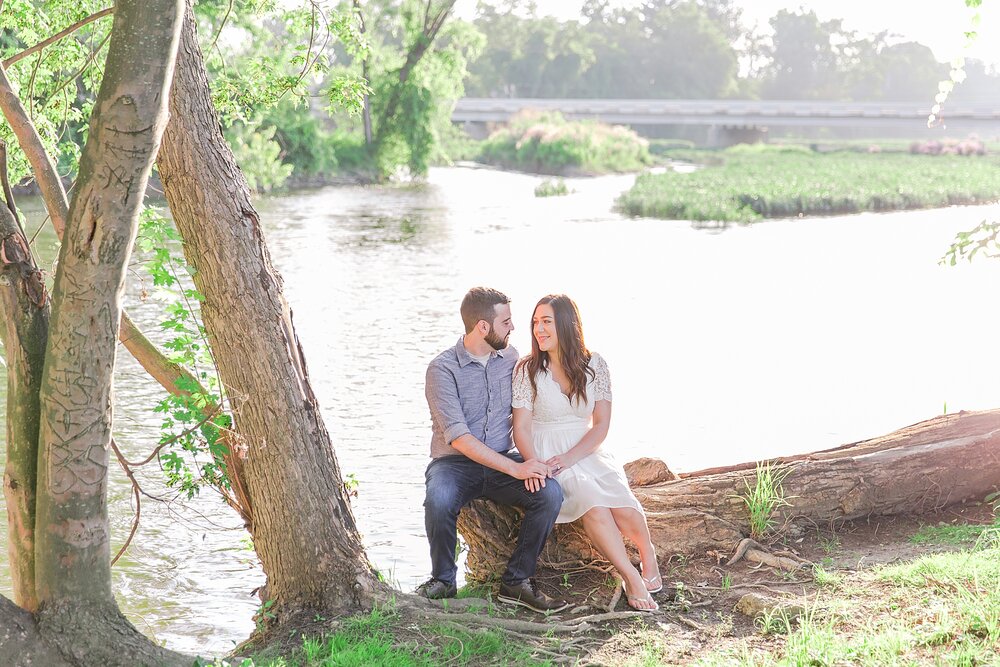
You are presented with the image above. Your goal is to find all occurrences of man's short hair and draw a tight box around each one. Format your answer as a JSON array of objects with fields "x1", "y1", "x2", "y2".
[{"x1": 460, "y1": 287, "x2": 510, "y2": 334}]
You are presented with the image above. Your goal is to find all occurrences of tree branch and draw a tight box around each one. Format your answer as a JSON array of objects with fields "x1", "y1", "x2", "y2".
[
  {"x1": 109, "y1": 439, "x2": 142, "y2": 566},
  {"x1": 40, "y1": 30, "x2": 113, "y2": 111},
  {"x1": 0, "y1": 63, "x2": 68, "y2": 236},
  {"x1": 2, "y1": 8, "x2": 114, "y2": 68}
]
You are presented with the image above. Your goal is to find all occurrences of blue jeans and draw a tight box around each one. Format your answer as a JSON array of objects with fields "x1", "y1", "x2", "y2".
[{"x1": 424, "y1": 452, "x2": 563, "y2": 587}]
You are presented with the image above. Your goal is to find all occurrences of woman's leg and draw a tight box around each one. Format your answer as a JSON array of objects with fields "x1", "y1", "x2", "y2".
[
  {"x1": 609, "y1": 507, "x2": 661, "y2": 590},
  {"x1": 581, "y1": 507, "x2": 656, "y2": 611}
]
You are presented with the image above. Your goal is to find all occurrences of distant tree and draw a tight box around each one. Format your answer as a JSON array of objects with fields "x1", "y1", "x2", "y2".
[
  {"x1": 464, "y1": 7, "x2": 594, "y2": 98},
  {"x1": 846, "y1": 40, "x2": 946, "y2": 101},
  {"x1": 761, "y1": 9, "x2": 843, "y2": 100},
  {"x1": 469, "y1": 0, "x2": 740, "y2": 99}
]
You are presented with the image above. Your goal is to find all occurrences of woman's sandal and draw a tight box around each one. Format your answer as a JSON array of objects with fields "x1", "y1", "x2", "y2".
[
  {"x1": 622, "y1": 580, "x2": 659, "y2": 612},
  {"x1": 640, "y1": 563, "x2": 663, "y2": 594}
]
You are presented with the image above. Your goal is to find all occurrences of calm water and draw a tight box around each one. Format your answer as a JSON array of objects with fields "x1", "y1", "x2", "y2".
[{"x1": 2, "y1": 165, "x2": 1000, "y2": 654}]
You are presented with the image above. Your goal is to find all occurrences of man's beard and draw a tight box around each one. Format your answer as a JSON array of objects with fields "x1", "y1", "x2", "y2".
[{"x1": 485, "y1": 327, "x2": 508, "y2": 351}]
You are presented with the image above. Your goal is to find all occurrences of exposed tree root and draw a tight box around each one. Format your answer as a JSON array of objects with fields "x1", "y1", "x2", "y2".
[
  {"x1": 1, "y1": 596, "x2": 192, "y2": 667},
  {"x1": 396, "y1": 592, "x2": 644, "y2": 634},
  {"x1": 727, "y1": 538, "x2": 811, "y2": 572}
]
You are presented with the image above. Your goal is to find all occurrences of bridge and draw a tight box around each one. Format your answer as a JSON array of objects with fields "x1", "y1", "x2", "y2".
[{"x1": 452, "y1": 98, "x2": 1000, "y2": 144}]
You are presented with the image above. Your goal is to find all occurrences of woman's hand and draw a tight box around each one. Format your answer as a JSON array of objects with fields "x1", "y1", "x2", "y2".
[{"x1": 545, "y1": 454, "x2": 575, "y2": 476}]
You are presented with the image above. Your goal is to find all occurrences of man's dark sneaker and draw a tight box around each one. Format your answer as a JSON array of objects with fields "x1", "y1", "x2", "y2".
[
  {"x1": 497, "y1": 579, "x2": 569, "y2": 613},
  {"x1": 415, "y1": 578, "x2": 457, "y2": 600}
]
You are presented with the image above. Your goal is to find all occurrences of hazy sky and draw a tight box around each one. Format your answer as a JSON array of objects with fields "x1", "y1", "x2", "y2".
[{"x1": 455, "y1": 0, "x2": 1000, "y2": 67}]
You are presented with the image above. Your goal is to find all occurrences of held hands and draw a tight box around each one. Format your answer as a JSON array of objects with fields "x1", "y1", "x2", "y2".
[{"x1": 514, "y1": 458, "x2": 552, "y2": 493}]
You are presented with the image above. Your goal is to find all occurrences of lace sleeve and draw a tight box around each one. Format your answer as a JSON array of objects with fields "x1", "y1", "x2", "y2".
[
  {"x1": 591, "y1": 353, "x2": 613, "y2": 402},
  {"x1": 512, "y1": 363, "x2": 533, "y2": 410}
]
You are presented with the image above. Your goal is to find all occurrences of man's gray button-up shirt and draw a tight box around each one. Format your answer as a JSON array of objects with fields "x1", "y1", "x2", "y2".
[{"x1": 425, "y1": 337, "x2": 519, "y2": 459}]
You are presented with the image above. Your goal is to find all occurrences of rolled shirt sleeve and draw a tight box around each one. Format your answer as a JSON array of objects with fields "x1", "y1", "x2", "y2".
[
  {"x1": 425, "y1": 338, "x2": 518, "y2": 458},
  {"x1": 425, "y1": 362, "x2": 472, "y2": 447}
]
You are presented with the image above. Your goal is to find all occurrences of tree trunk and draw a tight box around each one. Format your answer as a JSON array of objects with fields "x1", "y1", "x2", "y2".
[
  {"x1": 352, "y1": 0, "x2": 372, "y2": 146},
  {"x1": 0, "y1": 193, "x2": 49, "y2": 611},
  {"x1": 458, "y1": 409, "x2": 1000, "y2": 581},
  {"x1": 0, "y1": 594, "x2": 72, "y2": 667},
  {"x1": 156, "y1": 0, "x2": 380, "y2": 619},
  {"x1": 28, "y1": 2, "x2": 188, "y2": 663}
]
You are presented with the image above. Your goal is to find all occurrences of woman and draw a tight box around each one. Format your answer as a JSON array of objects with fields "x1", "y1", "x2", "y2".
[{"x1": 512, "y1": 294, "x2": 661, "y2": 612}]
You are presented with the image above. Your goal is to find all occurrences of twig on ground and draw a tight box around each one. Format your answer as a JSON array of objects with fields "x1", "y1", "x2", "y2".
[
  {"x1": 605, "y1": 576, "x2": 623, "y2": 612},
  {"x1": 676, "y1": 615, "x2": 710, "y2": 632}
]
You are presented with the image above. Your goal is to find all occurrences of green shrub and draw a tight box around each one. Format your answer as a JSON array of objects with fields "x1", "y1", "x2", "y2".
[
  {"x1": 479, "y1": 110, "x2": 651, "y2": 175},
  {"x1": 534, "y1": 178, "x2": 570, "y2": 197},
  {"x1": 224, "y1": 121, "x2": 293, "y2": 193},
  {"x1": 265, "y1": 101, "x2": 339, "y2": 177}
]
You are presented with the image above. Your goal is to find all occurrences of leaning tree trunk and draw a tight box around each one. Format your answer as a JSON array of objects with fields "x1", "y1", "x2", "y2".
[
  {"x1": 156, "y1": 0, "x2": 380, "y2": 620},
  {"x1": 25, "y1": 1, "x2": 188, "y2": 664},
  {"x1": 458, "y1": 409, "x2": 1000, "y2": 581},
  {"x1": 0, "y1": 185, "x2": 49, "y2": 611}
]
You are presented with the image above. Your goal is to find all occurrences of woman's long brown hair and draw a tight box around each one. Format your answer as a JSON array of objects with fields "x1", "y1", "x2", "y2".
[{"x1": 517, "y1": 294, "x2": 595, "y2": 405}]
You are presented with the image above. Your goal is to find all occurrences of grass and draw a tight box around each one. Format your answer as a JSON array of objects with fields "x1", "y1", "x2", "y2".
[
  {"x1": 478, "y1": 110, "x2": 652, "y2": 175},
  {"x1": 616, "y1": 143, "x2": 1000, "y2": 222},
  {"x1": 910, "y1": 522, "x2": 989, "y2": 545},
  {"x1": 739, "y1": 461, "x2": 792, "y2": 539},
  {"x1": 811, "y1": 565, "x2": 844, "y2": 589},
  {"x1": 206, "y1": 602, "x2": 552, "y2": 667},
  {"x1": 910, "y1": 517, "x2": 998, "y2": 545}
]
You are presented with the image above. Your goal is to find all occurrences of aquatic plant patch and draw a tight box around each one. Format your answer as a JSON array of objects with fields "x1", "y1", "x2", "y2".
[{"x1": 617, "y1": 147, "x2": 1000, "y2": 222}]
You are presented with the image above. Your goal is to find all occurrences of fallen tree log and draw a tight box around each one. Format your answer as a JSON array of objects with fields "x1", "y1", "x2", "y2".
[{"x1": 457, "y1": 409, "x2": 1000, "y2": 583}]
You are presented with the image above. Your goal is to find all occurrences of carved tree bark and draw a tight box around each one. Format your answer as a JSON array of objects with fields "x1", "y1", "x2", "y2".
[
  {"x1": 156, "y1": 0, "x2": 380, "y2": 619},
  {"x1": 0, "y1": 5, "x2": 239, "y2": 521},
  {"x1": 458, "y1": 410, "x2": 1000, "y2": 582},
  {"x1": 21, "y1": 1, "x2": 189, "y2": 664}
]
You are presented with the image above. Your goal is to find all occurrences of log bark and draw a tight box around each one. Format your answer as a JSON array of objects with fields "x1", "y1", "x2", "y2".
[
  {"x1": 156, "y1": 0, "x2": 380, "y2": 618},
  {"x1": 458, "y1": 409, "x2": 1000, "y2": 581}
]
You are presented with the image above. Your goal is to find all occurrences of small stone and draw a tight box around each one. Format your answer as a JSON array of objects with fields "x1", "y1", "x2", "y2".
[
  {"x1": 624, "y1": 458, "x2": 679, "y2": 487},
  {"x1": 734, "y1": 593, "x2": 805, "y2": 621}
]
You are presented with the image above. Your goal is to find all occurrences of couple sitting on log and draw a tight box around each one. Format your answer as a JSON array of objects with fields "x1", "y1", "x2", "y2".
[{"x1": 417, "y1": 287, "x2": 662, "y2": 613}]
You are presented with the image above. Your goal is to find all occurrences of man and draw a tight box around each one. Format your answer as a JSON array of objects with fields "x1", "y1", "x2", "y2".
[{"x1": 418, "y1": 286, "x2": 568, "y2": 613}]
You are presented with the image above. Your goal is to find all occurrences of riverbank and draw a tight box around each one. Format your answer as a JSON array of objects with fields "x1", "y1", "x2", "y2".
[
  {"x1": 221, "y1": 500, "x2": 1000, "y2": 666},
  {"x1": 617, "y1": 144, "x2": 1000, "y2": 223}
]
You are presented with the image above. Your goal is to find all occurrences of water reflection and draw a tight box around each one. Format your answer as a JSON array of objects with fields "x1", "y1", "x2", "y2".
[{"x1": 2, "y1": 166, "x2": 999, "y2": 655}]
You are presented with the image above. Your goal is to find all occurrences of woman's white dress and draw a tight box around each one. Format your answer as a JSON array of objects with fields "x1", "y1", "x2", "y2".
[{"x1": 512, "y1": 352, "x2": 644, "y2": 524}]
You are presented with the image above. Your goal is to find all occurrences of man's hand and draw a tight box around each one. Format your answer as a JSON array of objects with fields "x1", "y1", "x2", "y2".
[
  {"x1": 524, "y1": 476, "x2": 546, "y2": 493},
  {"x1": 512, "y1": 458, "x2": 551, "y2": 483}
]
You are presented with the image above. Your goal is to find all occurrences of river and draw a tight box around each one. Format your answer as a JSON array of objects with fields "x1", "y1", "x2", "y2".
[{"x1": 2, "y1": 165, "x2": 1000, "y2": 654}]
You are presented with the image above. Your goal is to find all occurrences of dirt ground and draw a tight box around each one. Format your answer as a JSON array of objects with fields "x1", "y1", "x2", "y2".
[
  {"x1": 248, "y1": 500, "x2": 996, "y2": 666},
  {"x1": 550, "y1": 499, "x2": 997, "y2": 666}
]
